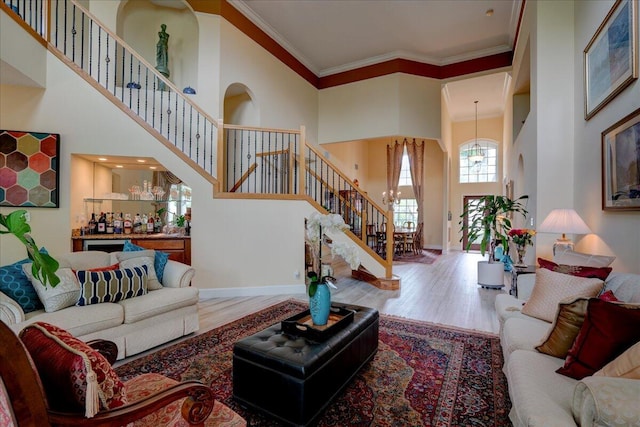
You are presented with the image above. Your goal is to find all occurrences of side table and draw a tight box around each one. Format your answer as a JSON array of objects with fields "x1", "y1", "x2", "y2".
[{"x1": 510, "y1": 265, "x2": 536, "y2": 298}]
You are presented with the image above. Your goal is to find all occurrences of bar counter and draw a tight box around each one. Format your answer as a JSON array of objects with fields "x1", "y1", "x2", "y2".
[{"x1": 71, "y1": 233, "x2": 191, "y2": 265}]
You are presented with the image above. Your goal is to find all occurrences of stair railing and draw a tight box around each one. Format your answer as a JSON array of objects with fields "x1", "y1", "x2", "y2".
[
  {"x1": 222, "y1": 123, "x2": 393, "y2": 276},
  {"x1": 2, "y1": 0, "x2": 220, "y2": 183},
  {"x1": 3, "y1": 1, "x2": 393, "y2": 277}
]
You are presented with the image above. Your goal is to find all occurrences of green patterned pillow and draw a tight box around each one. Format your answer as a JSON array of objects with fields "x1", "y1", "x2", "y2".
[{"x1": 76, "y1": 266, "x2": 148, "y2": 306}]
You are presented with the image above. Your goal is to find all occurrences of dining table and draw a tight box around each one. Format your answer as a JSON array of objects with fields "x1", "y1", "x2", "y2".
[{"x1": 393, "y1": 227, "x2": 415, "y2": 254}]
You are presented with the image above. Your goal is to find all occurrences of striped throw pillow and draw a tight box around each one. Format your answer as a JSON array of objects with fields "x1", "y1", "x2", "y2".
[{"x1": 76, "y1": 266, "x2": 148, "y2": 306}]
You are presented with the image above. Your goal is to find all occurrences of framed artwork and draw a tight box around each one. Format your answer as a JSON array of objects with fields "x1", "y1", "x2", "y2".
[
  {"x1": 601, "y1": 108, "x2": 640, "y2": 211},
  {"x1": 584, "y1": 0, "x2": 638, "y2": 120},
  {"x1": 0, "y1": 130, "x2": 60, "y2": 208}
]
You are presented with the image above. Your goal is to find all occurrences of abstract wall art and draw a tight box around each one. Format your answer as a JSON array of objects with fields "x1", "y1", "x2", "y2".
[{"x1": 0, "y1": 130, "x2": 60, "y2": 208}]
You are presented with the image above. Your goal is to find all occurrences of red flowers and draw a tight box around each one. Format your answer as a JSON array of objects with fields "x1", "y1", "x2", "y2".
[{"x1": 508, "y1": 228, "x2": 536, "y2": 246}]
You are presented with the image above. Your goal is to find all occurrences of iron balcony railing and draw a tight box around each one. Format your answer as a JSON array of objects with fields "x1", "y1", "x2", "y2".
[{"x1": 3, "y1": 0, "x2": 220, "y2": 180}]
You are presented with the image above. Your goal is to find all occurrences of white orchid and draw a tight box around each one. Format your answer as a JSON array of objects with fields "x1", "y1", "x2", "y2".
[{"x1": 306, "y1": 212, "x2": 361, "y2": 296}]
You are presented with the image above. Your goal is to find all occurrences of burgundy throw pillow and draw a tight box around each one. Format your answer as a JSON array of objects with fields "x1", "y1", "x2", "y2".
[
  {"x1": 19, "y1": 322, "x2": 127, "y2": 416},
  {"x1": 557, "y1": 299, "x2": 640, "y2": 380},
  {"x1": 598, "y1": 290, "x2": 619, "y2": 302},
  {"x1": 538, "y1": 258, "x2": 612, "y2": 280}
]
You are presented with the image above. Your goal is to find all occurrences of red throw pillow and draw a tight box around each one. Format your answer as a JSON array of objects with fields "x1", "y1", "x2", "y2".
[
  {"x1": 598, "y1": 290, "x2": 619, "y2": 302},
  {"x1": 557, "y1": 299, "x2": 640, "y2": 380},
  {"x1": 19, "y1": 322, "x2": 127, "y2": 416},
  {"x1": 87, "y1": 263, "x2": 120, "y2": 272},
  {"x1": 538, "y1": 258, "x2": 612, "y2": 280}
]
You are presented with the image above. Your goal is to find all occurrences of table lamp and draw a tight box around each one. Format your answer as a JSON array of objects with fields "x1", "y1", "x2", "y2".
[{"x1": 537, "y1": 208, "x2": 592, "y2": 255}]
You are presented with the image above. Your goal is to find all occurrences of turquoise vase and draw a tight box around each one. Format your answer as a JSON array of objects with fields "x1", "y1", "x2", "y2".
[{"x1": 309, "y1": 282, "x2": 331, "y2": 326}]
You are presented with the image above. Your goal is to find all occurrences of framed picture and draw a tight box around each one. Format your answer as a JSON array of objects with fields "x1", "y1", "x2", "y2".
[
  {"x1": 601, "y1": 108, "x2": 640, "y2": 211},
  {"x1": 584, "y1": 0, "x2": 638, "y2": 120},
  {"x1": 0, "y1": 130, "x2": 60, "y2": 208}
]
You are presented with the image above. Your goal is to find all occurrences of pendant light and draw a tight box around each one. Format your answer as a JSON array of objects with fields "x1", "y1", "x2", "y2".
[{"x1": 469, "y1": 100, "x2": 485, "y2": 164}]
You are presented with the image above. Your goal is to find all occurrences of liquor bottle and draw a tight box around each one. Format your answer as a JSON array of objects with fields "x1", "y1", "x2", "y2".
[
  {"x1": 142, "y1": 214, "x2": 148, "y2": 234},
  {"x1": 97, "y1": 212, "x2": 106, "y2": 234},
  {"x1": 106, "y1": 212, "x2": 114, "y2": 234},
  {"x1": 124, "y1": 213, "x2": 133, "y2": 235},
  {"x1": 154, "y1": 212, "x2": 162, "y2": 234},
  {"x1": 113, "y1": 212, "x2": 123, "y2": 234},
  {"x1": 132, "y1": 213, "x2": 141, "y2": 233},
  {"x1": 146, "y1": 212, "x2": 155, "y2": 233},
  {"x1": 88, "y1": 213, "x2": 97, "y2": 235}
]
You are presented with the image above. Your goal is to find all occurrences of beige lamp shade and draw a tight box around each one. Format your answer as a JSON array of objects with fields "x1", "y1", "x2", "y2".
[{"x1": 537, "y1": 209, "x2": 592, "y2": 254}]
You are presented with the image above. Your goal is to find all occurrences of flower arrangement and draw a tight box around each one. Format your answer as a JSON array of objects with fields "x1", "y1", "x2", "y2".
[
  {"x1": 306, "y1": 212, "x2": 360, "y2": 297},
  {"x1": 508, "y1": 228, "x2": 536, "y2": 247},
  {"x1": 508, "y1": 228, "x2": 535, "y2": 266}
]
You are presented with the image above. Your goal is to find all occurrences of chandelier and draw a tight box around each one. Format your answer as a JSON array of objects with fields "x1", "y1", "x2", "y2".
[
  {"x1": 382, "y1": 189, "x2": 401, "y2": 208},
  {"x1": 469, "y1": 100, "x2": 485, "y2": 164}
]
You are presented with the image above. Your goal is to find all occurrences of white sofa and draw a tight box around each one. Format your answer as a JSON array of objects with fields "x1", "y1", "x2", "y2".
[
  {"x1": 0, "y1": 251, "x2": 198, "y2": 360},
  {"x1": 496, "y1": 271, "x2": 640, "y2": 427}
]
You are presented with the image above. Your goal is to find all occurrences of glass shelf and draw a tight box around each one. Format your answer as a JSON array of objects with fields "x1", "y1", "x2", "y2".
[{"x1": 84, "y1": 198, "x2": 175, "y2": 203}]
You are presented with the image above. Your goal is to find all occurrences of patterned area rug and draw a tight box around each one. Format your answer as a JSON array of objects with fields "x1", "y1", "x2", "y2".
[
  {"x1": 116, "y1": 300, "x2": 511, "y2": 426},
  {"x1": 393, "y1": 249, "x2": 441, "y2": 264}
]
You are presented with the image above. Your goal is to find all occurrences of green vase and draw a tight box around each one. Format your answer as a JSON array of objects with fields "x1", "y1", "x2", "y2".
[{"x1": 309, "y1": 281, "x2": 331, "y2": 326}]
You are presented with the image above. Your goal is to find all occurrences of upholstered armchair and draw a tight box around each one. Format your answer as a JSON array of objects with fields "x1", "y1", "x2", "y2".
[{"x1": 0, "y1": 321, "x2": 245, "y2": 427}]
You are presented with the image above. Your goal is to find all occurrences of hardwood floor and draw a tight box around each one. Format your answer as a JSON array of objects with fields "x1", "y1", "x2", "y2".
[{"x1": 197, "y1": 250, "x2": 508, "y2": 335}]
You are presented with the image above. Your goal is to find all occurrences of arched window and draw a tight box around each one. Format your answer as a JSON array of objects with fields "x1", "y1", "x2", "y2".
[{"x1": 459, "y1": 140, "x2": 498, "y2": 183}]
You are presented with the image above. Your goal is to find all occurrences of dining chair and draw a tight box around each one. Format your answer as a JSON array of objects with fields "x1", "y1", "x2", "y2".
[
  {"x1": 366, "y1": 223, "x2": 378, "y2": 249},
  {"x1": 376, "y1": 223, "x2": 387, "y2": 255},
  {"x1": 409, "y1": 222, "x2": 424, "y2": 254}
]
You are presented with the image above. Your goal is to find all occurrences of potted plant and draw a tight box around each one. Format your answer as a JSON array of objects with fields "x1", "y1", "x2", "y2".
[
  {"x1": 459, "y1": 195, "x2": 528, "y2": 288},
  {"x1": 0, "y1": 210, "x2": 59, "y2": 287}
]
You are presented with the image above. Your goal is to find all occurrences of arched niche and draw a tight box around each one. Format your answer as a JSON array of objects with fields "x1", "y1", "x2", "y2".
[
  {"x1": 224, "y1": 83, "x2": 259, "y2": 126},
  {"x1": 116, "y1": 0, "x2": 198, "y2": 92}
]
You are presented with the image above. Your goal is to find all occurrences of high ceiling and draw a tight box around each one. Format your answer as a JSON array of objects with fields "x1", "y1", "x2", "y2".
[
  {"x1": 231, "y1": 0, "x2": 524, "y2": 122},
  {"x1": 1, "y1": 0, "x2": 524, "y2": 123}
]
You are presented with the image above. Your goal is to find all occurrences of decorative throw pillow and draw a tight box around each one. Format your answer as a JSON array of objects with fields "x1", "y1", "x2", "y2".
[
  {"x1": 538, "y1": 258, "x2": 612, "y2": 280},
  {"x1": 22, "y1": 265, "x2": 81, "y2": 313},
  {"x1": 76, "y1": 266, "x2": 148, "y2": 306},
  {"x1": 123, "y1": 240, "x2": 169, "y2": 285},
  {"x1": 594, "y1": 341, "x2": 640, "y2": 379},
  {"x1": 536, "y1": 297, "x2": 590, "y2": 358},
  {"x1": 0, "y1": 254, "x2": 46, "y2": 313},
  {"x1": 557, "y1": 299, "x2": 640, "y2": 380},
  {"x1": 85, "y1": 263, "x2": 120, "y2": 272},
  {"x1": 521, "y1": 268, "x2": 604, "y2": 322},
  {"x1": 116, "y1": 250, "x2": 162, "y2": 290},
  {"x1": 553, "y1": 248, "x2": 615, "y2": 268},
  {"x1": 19, "y1": 322, "x2": 127, "y2": 416},
  {"x1": 598, "y1": 289, "x2": 619, "y2": 302}
]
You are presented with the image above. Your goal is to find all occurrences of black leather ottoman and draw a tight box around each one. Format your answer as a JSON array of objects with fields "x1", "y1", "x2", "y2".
[{"x1": 232, "y1": 304, "x2": 379, "y2": 426}]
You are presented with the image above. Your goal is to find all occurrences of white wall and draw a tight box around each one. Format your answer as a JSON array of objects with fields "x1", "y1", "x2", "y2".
[
  {"x1": 572, "y1": 0, "x2": 640, "y2": 272},
  {"x1": 318, "y1": 74, "x2": 442, "y2": 144},
  {"x1": 0, "y1": 11, "x2": 46, "y2": 87}
]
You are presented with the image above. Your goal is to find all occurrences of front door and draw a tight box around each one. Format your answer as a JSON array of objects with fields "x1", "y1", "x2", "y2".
[{"x1": 462, "y1": 195, "x2": 485, "y2": 251}]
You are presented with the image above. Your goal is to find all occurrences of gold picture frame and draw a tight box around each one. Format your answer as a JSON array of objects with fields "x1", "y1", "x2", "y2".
[
  {"x1": 601, "y1": 108, "x2": 640, "y2": 210},
  {"x1": 584, "y1": 0, "x2": 638, "y2": 120}
]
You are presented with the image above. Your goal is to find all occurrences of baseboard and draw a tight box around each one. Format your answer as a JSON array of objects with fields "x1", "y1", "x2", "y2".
[
  {"x1": 424, "y1": 244, "x2": 443, "y2": 251},
  {"x1": 198, "y1": 284, "x2": 306, "y2": 299}
]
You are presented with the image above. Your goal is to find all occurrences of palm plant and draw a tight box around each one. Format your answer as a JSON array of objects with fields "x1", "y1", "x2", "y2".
[
  {"x1": 460, "y1": 195, "x2": 528, "y2": 263},
  {"x1": 0, "y1": 210, "x2": 60, "y2": 287}
]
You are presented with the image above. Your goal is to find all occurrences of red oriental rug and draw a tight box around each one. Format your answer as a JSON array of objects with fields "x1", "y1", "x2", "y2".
[
  {"x1": 393, "y1": 249, "x2": 441, "y2": 265},
  {"x1": 116, "y1": 300, "x2": 511, "y2": 426}
]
